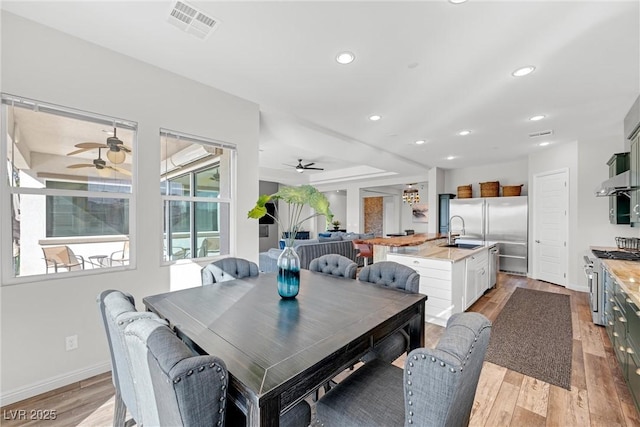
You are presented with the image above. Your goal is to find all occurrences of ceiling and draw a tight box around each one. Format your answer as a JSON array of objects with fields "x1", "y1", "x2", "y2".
[{"x1": 3, "y1": 0, "x2": 639, "y2": 186}]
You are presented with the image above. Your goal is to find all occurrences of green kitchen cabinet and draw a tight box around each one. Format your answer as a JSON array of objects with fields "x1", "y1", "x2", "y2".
[{"x1": 630, "y1": 135, "x2": 640, "y2": 224}]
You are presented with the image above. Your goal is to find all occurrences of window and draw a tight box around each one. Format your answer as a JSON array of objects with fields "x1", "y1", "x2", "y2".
[
  {"x1": 1, "y1": 94, "x2": 136, "y2": 281},
  {"x1": 160, "y1": 129, "x2": 234, "y2": 262}
]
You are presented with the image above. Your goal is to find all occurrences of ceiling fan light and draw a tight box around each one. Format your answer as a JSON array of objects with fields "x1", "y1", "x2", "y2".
[
  {"x1": 107, "y1": 149, "x2": 126, "y2": 164},
  {"x1": 296, "y1": 167, "x2": 304, "y2": 173}
]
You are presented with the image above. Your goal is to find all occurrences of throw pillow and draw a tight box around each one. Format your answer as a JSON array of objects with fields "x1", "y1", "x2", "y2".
[{"x1": 318, "y1": 235, "x2": 343, "y2": 242}]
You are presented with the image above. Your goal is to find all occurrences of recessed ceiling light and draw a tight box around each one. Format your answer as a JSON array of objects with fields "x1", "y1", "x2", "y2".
[
  {"x1": 336, "y1": 51, "x2": 355, "y2": 64},
  {"x1": 458, "y1": 130, "x2": 471, "y2": 136},
  {"x1": 539, "y1": 142, "x2": 550, "y2": 147},
  {"x1": 368, "y1": 114, "x2": 381, "y2": 121},
  {"x1": 529, "y1": 115, "x2": 546, "y2": 121},
  {"x1": 415, "y1": 140, "x2": 426, "y2": 145},
  {"x1": 447, "y1": 156, "x2": 456, "y2": 160},
  {"x1": 512, "y1": 66, "x2": 536, "y2": 77},
  {"x1": 449, "y1": 0, "x2": 469, "y2": 4}
]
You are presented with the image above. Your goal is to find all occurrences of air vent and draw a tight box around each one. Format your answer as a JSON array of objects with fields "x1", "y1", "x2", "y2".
[
  {"x1": 529, "y1": 130, "x2": 554, "y2": 138},
  {"x1": 167, "y1": 1, "x2": 220, "y2": 40}
]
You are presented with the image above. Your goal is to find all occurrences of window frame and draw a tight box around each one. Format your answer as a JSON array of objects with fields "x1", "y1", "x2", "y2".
[
  {"x1": 1, "y1": 93, "x2": 138, "y2": 285},
  {"x1": 159, "y1": 128, "x2": 236, "y2": 265}
]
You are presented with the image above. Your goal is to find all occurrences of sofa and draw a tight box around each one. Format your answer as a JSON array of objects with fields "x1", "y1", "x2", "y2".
[{"x1": 259, "y1": 232, "x2": 374, "y2": 273}]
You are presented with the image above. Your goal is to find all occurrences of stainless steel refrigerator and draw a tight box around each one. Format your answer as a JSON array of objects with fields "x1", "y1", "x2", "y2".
[{"x1": 449, "y1": 196, "x2": 528, "y2": 275}]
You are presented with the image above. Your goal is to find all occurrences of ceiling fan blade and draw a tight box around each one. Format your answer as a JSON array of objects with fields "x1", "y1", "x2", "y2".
[
  {"x1": 303, "y1": 167, "x2": 324, "y2": 170},
  {"x1": 107, "y1": 166, "x2": 132, "y2": 176},
  {"x1": 67, "y1": 164, "x2": 94, "y2": 169},
  {"x1": 76, "y1": 142, "x2": 108, "y2": 149},
  {"x1": 67, "y1": 148, "x2": 93, "y2": 156},
  {"x1": 303, "y1": 162, "x2": 316, "y2": 168},
  {"x1": 120, "y1": 145, "x2": 133, "y2": 153}
]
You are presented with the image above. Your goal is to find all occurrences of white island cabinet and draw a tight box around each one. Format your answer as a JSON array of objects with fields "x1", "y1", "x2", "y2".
[{"x1": 387, "y1": 244, "x2": 493, "y2": 326}]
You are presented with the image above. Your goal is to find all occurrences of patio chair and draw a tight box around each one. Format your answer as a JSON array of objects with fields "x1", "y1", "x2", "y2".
[
  {"x1": 110, "y1": 241, "x2": 129, "y2": 266},
  {"x1": 42, "y1": 245, "x2": 85, "y2": 273},
  {"x1": 198, "y1": 237, "x2": 220, "y2": 257}
]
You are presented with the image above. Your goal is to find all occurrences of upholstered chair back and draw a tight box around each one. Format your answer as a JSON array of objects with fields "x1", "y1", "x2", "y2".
[
  {"x1": 358, "y1": 261, "x2": 419, "y2": 293},
  {"x1": 308, "y1": 254, "x2": 357, "y2": 279},
  {"x1": 404, "y1": 312, "x2": 492, "y2": 426},
  {"x1": 201, "y1": 257, "x2": 259, "y2": 285},
  {"x1": 124, "y1": 318, "x2": 228, "y2": 427},
  {"x1": 97, "y1": 290, "x2": 164, "y2": 426}
]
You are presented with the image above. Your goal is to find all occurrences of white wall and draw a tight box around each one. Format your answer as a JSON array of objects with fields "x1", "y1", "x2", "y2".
[
  {"x1": 0, "y1": 13, "x2": 259, "y2": 403},
  {"x1": 444, "y1": 158, "x2": 529, "y2": 197},
  {"x1": 323, "y1": 191, "x2": 347, "y2": 231}
]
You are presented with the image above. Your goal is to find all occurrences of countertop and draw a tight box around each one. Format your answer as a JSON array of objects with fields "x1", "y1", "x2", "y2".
[
  {"x1": 367, "y1": 233, "x2": 447, "y2": 247},
  {"x1": 390, "y1": 241, "x2": 496, "y2": 263},
  {"x1": 591, "y1": 246, "x2": 640, "y2": 307}
]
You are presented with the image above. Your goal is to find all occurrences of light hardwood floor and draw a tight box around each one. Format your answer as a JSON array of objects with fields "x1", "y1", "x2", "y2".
[{"x1": 2, "y1": 273, "x2": 639, "y2": 426}]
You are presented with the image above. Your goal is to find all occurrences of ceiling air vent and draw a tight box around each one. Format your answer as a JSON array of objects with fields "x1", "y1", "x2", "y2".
[
  {"x1": 167, "y1": 1, "x2": 220, "y2": 40},
  {"x1": 528, "y1": 129, "x2": 554, "y2": 138}
]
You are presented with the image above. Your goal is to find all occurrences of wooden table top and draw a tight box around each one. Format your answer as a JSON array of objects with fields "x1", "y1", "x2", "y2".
[
  {"x1": 366, "y1": 232, "x2": 447, "y2": 247},
  {"x1": 143, "y1": 271, "x2": 426, "y2": 402}
]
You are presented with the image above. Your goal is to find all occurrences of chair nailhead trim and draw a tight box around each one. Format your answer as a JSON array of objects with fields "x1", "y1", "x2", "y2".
[
  {"x1": 409, "y1": 362, "x2": 414, "y2": 367},
  {"x1": 421, "y1": 354, "x2": 426, "y2": 359},
  {"x1": 440, "y1": 361, "x2": 446, "y2": 367},
  {"x1": 409, "y1": 411, "x2": 414, "y2": 416},
  {"x1": 220, "y1": 396, "x2": 225, "y2": 401},
  {"x1": 222, "y1": 384, "x2": 226, "y2": 390},
  {"x1": 408, "y1": 400, "x2": 413, "y2": 406},
  {"x1": 407, "y1": 370, "x2": 411, "y2": 375},
  {"x1": 413, "y1": 355, "x2": 418, "y2": 360},
  {"x1": 217, "y1": 421, "x2": 222, "y2": 426},
  {"x1": 216, "y1": 367, "x2": 222, "y2": 372},
  {"x1": 431, "y1": 356, "x2": 436, "y2": 362},
  {"x1": 174, "y1": 377, "x2": 181, "y2": 383},
  {"x1": 408, "y1": 391, "x2": 413, "y2": 396},
  {"x1": 210, "y1": 363, "x2": 215, "y2": 368},
  {"x1": 407, "y1": 380, "x2": 412, "y2": 385},
  {"x1": 198, "y1": 366, "x2": 205, "y2": 372},
  {"x1": 450, "y1": 367, "x2": 456, "y2": 373},
  {"x1": 408, "y1": 419, "x2": 413, "y2": 424},
  {"x1": 219, "y1": 408, "x2": 224, "y2": 414},
  {"x1": 187, "y1": 370, "x2": 193, "y2": 376}
]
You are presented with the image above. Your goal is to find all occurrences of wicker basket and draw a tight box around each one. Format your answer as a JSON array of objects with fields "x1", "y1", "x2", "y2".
[
  {"x1": 457, "y1": 185, "x2": 472, "y2": 199},
  {"x1": 502, "y1": 184, "x2": 523, "y2": 197},
  {"x1": 480, "y1": 181, "x2": 499, "y2": 197}
]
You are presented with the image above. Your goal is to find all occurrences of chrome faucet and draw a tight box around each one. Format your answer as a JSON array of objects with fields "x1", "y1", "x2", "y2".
[{"x1": 448, "y1": 215, "x2": 466, "y2": 245}]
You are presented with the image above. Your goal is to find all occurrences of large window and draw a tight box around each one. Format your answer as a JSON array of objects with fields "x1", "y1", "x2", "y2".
[
  {"x1": 160, "y1": 129, "x2": 234, "y2": 262},
  {"x1": 1, "y1": 94, "x2": 136, "y2": 281}
]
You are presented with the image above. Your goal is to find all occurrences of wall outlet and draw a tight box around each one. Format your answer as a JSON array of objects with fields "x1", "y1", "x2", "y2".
[{"x1": 65, "y1": 335, "x2": 78, "y2": 351}]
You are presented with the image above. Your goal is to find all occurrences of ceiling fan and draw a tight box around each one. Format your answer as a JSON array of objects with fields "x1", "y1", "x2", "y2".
[
  {"x1": 287, "y1": 159, "x2": 324, "y2": 173},
  {"x1": 67, "y1": 148, "x2": 132, "y2": 176},
  {"x1": 67, "y1": 127, "x2": 132, "y2": 164}
]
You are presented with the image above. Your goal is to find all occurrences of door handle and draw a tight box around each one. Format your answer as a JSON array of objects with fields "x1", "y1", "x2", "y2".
[{"x1": 535, "y1": 240, "x2": 540, "y2": 243}]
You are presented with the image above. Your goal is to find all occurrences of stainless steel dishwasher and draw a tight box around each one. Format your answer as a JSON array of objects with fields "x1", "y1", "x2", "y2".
[{"x1": 488, "y1": 245, "x2": 499, "y2": 288}]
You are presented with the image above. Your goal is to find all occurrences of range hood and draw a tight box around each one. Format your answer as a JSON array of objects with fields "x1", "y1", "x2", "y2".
[{"x1": 595, "y1": 170, "x2": 632, "y2": 196}]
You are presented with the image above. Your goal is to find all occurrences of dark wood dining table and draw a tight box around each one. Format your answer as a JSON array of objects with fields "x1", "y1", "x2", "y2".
[{"x1": 143, "y1": 270, "x2": 426, "y2": 427}]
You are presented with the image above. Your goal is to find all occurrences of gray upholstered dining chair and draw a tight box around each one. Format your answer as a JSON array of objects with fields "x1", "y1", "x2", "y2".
[
  {"x1": 123, "y1": 317, "x2": 229, "y2": 426},
  {"x1": 358, "y1": 261, "x2": 420, "y2": 363},
  {"x1": 97, "y1": 289, "x2": 166, "y2": 427},
  {"x1": 125, "y1": 318, "x2": 312, "y2": 427},
  {"x1": 308, "y1": 254, "x2": 357, "y2": 279},
  {"x1": 201, "y1": 257, "x2": 259, "y2": 285},
  {"x1": 315, "y1": 312, "x2": 492, "y2": 427}
]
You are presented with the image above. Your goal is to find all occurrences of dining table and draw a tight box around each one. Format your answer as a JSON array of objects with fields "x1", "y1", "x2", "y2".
[{"x1": 143, "y1": 269, "x2": 427, "y2": 427}]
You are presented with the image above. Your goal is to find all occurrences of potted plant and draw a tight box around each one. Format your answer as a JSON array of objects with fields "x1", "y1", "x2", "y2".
[
  {"x1": 331, "y1": 220, "x2": 341, "y2": 230},
  {"x1": 248, "y1": 185, "x2": 333, "y2": 298}
]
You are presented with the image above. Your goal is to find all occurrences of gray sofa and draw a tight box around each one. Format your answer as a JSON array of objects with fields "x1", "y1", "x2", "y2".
[{"x1": 259, "y1": 232, "x2": 374, "y2": 273}]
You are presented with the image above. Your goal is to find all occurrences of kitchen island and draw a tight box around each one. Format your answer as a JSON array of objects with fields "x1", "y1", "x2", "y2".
[
  {"x1": 366, "y1": 233, "x2": 448, "y2": 263},
  {"x1": 387, "y1": 242, "x2": 496, "y2": 326}
]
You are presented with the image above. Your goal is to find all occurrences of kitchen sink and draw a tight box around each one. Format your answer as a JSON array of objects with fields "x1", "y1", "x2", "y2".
[{"x1": 440, "y1": 243, "x2": 483, "y2": 250}]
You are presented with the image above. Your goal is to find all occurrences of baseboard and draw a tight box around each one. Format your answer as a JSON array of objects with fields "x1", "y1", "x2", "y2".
[
  {"x1": 567, "y1": 282, "x2": 588, "y2": 293},
  {"x1": 0, "y1": 362, "x2": 111, "y2": 407}
]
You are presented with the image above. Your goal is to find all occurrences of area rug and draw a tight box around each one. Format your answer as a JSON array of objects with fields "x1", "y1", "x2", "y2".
[{"x1": 485, "y1": 288, "x2": 572, "y2": 390}]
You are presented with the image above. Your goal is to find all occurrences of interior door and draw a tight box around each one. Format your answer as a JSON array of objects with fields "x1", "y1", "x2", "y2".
[{"x1": 533, "y1": 169, "x2": 568, "y2": 286}]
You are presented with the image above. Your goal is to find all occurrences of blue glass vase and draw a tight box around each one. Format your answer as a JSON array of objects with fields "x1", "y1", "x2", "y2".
[{"x1": 277, "y1": 246, "x2": 300, "y2": 299}]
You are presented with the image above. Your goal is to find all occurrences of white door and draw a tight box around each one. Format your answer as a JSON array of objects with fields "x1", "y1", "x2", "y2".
[{"x1": 533, "y1": 169, "x2": 568, "y2": 286}]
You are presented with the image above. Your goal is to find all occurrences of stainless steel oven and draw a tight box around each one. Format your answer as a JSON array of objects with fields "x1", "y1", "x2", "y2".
[{"x1": 584, "y1": 255, "x2": 604, "y2": 325}]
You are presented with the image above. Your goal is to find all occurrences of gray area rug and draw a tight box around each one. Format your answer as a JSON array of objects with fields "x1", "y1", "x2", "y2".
[{"x1": 485, "y1": 288, "x2": 572, "y2": 390}]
